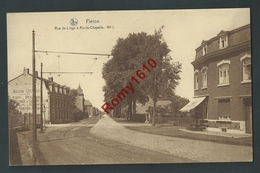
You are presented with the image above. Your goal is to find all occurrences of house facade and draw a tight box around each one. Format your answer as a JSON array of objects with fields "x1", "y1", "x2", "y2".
[
  {"x1": 84, "y1": 100, "x2": 93, "y2": 117},
  {"x1": 181, "y1": 24, "x2": 251, "y2": 134},
  {"x1": 76, "y1": 84, "x2": 84, "y2": 113},
  {"x1": 8, "y1": 68, "x2": 71, "y2": 124}
]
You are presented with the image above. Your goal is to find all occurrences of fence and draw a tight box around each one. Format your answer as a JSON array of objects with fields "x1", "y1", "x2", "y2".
[{"x1": 9, "y1": 113, "x2": 41, "y2": 131}]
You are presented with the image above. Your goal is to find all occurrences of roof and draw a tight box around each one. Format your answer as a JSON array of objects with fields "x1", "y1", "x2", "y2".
[
  {"x1": 77, "y1": 84, "x2": 83, "y2": 94},
  {"x1": 8, "y1": 74, "x2": 23, "y2": 83},
  {"x1": 8, "y1": 70, "x2": 70, "y2": 92},
  {"x1": 84, "y1": 100, "x2": 92, "y2": 106},
  {"x1": 135, "y1": 99, "x2": 172, "y2": 114},
  {"x1": 136, "y1": 104, "x2": 150, "y2": 114},
  {"x1": 195, "y1": 24, "x2": 250, "y2": 51}
]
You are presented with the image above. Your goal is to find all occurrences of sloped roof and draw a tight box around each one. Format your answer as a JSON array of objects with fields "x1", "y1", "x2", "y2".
[
  {"x1": 77, "y1": 84, "x2": 83, "y2": 94},
  {"x1": 217, "y1": 30, "x2": 228, "y2": 36},
  {"x1": 8, "y1": 69, "x2": 70, "y2": 92},
  {"x1": 135, "y1": 99, "x2": 172, "y2": 114},
  {"x1": 136, "y1": 104, "x2": 150, "y2": 114},
  {"x1": 84, "y1": 100, "x2": 92, "y2": 106}
]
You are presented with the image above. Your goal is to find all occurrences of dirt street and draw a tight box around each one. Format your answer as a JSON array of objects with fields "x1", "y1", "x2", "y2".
[{"x1": 35, "y1": 116, "x2": 192, "y2": 165}]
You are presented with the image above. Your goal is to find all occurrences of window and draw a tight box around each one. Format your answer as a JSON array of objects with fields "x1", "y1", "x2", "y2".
[
  {"x1": 201, "y1": 67, "x2": 208, "y2": 88},
  {"x1": 203, "y1": 47, "x2": 207, "y2": 55},
  {"x1": 201, "y1": 40, "x2": 207, "y2": 56},
  {"x1": 54, "y1": 86, "x2": 58, "y2": 93},
  {"x1": 56, "y1": 98, "x2": 59, "y2": 107},
  {"x1": 49, "y1": 84, "x2": 53, "y2": 92},
  {"x1": 59, "y1": 87, "x2": 62, "y2": 94},
  {"x1": 203, "y1": 45, "x2": 207, "y2": 55},
  {"x1": 217, "y1": 60, "x2": 230, "y2": 85},
  {"x1": 240, "y1": 54, "x2": 251, "y2": 82},
  {"x1": 51, "y1": 97, "x2": 54, "y2": 107},
  {"x1": 218, "y1": 99, "x2": 231, "y2": 120},
  {"x1": 219, "y1": 34, "x2": 228, "y2": 49},
  {"x1": 194, "y1": 70, "x2": 199, "y2": 90}
]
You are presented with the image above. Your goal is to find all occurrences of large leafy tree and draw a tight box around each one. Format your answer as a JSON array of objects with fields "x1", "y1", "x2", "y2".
[
  {"x1": 8, "y1": 95, "x2": 20, "y2": 114},
  {"x1": 102, "y1": 27, "x2": 182, "y2": 123},
  {"x1": 68, "y1": 89, "x2": 83, "y2": 121}
]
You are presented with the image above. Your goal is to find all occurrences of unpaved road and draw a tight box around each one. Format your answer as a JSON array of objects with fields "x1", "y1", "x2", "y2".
[{"x1": 35, "y1": 116, "x2": 191, "y2": 165}]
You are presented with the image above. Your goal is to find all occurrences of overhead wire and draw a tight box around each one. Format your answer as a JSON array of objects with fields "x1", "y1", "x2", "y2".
[
  {"x1": 144, "y1": 12, "x2": 175, "y2": 32},
  {"x1": 88, "y1": 57, "x2": 98, "y2": 71},
  {"x1": 35, "y1": 50, "x2": 110, "y2": 56}
]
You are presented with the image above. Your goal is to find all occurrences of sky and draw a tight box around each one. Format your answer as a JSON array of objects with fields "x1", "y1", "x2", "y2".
[{"x1": 7, "y1": 9, "x2": 250, "y2": 109}]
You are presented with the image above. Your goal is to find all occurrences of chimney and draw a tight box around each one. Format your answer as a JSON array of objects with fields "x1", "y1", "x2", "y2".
[
  {"x1": 23, "y1": 68, "x2": 29, "y2": 75},
  {"x1": 48, "y1": 77, "x2": 53, "y2": 82}
]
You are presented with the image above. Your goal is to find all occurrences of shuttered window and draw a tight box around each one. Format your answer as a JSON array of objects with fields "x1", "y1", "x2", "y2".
[{"x1": 218, "y1": 99, "x2": 231, "y2": 120}]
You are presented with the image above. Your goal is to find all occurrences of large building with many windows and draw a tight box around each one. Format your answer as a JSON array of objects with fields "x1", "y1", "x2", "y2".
[
  {"x1": 180, "y1": 24, "x2": 251, "y2": 133},
  {"x1": 8, "y1": 68, "x2": 72, "y2": 124}
]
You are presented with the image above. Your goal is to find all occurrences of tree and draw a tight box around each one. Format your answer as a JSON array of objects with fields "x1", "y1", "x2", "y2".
[
  {"x1": 171, "y1": 95, "x2": 189, "y2": 116},
  {"x1": 8, "y1": 95, "x2": 20, "y2": 114},
  {"x1": 102, "y1": 26, "x2": 182, "y2": 123},
  {"x1": 68, "y1": 89, "x2": 83, "y2": 121}
]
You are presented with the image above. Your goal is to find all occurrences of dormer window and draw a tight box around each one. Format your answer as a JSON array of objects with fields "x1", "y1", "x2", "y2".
[
  {"x1": 59, "y1": 86, "x2": 62, "y2": 94},
  {"x1": 201, "y1": 40, "x2": 207, "y2": 56},
  {"x1": 63, "y1": 86, "x2": 67, "y2": 95},
  {"x1": 54, "y1": 85, "x2": 58, "y2": 93},
  {"x1": 48, "y1": 83, "x2": 53, "y2": 92},
  {"x1": 219, "y1": 33, "x2": 228, "y2": 49},
  {"x1": 203, "y1": 45, "x2": 207, "y2": 55}
]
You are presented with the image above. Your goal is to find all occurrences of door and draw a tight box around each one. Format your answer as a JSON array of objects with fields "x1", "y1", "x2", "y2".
[{"x1": 244, "y1": 98, "x2": 252, "y2": 134}]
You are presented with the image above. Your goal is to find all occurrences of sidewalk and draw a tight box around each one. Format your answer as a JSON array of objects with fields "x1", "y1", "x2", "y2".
[
  {"x1": 90, "y1": 115, "x2": 252, "y2": 162},
  {"x1": 179, "y1": 128, "x2": 251, "y2": 138}
]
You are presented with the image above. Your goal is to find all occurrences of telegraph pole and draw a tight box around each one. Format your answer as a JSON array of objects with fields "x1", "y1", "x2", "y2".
[
  {"x1": 40, "y1": 62, "x2": 43, "y2": 132},
  {"x1": 30, "y1": 30, "x2": 109, "y2": 136},
  {"x1": 32, "y1": 30, "x2": 37, "y2": 141}
]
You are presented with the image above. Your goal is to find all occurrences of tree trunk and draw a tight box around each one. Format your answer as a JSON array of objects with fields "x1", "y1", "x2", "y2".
[
  {"x1": 133, "y1": 99, "x2": 136, "y2": 115},
  {"x1": 152, "y1": 98, "x2": 156, "y2": 126},
  {"x1": 118, "y1": 104, "x2": 122, "y2": 118},
  {"x1": 128, "y1": 98, "x2": 133, "y2": 121}
]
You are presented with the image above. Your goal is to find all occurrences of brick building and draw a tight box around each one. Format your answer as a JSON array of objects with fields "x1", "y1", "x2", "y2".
[
  {"x1": 180, "y1": 24, "x2": 251, "y2": 134},
  {"x1": 8, "y1": 68, "x2": 72, "y2": 124}
]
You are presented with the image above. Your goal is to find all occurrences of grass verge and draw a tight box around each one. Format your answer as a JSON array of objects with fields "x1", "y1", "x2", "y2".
[
  {"x1": 124, "y1": 125, "x2": 252, "y2": 146},
  {"x1": 9, "y1": 129, "x2": 23, "y2": 165}
]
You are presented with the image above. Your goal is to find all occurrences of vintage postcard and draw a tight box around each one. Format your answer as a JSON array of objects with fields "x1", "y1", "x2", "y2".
[{"x1": 7, "y1": 9, "x2": 252, "y2": 165}]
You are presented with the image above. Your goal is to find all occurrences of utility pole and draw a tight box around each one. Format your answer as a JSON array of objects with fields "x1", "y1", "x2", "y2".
[
  {"x1": 40, "y1": 62, "x2": 43, "y2": 132},
  {"x1": 32, "y1": 30, "x2": 37, "y2": 141}
]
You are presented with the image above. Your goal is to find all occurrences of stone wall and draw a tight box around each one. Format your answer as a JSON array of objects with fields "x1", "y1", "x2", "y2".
[{"x1": 208, "y1": 121, "x2": 240, "y2": 130}]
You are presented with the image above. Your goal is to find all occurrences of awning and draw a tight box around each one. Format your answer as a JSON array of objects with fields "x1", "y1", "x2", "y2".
[{"x1": 179, "y1": 97, "x2": 206, "y2": 112}]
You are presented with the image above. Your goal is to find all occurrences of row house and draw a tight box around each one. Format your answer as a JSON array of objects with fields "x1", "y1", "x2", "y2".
[{"x1": 8, "y1": 68, "x2": 71, "y2": 124}]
